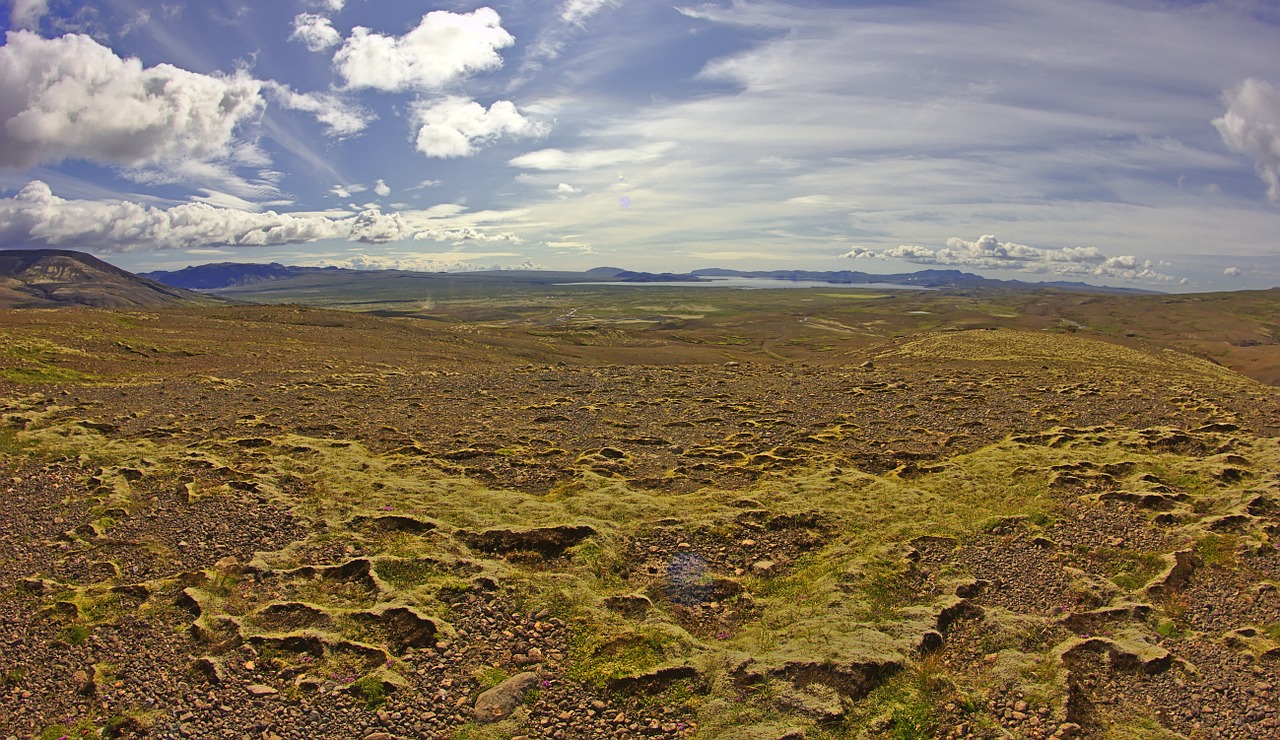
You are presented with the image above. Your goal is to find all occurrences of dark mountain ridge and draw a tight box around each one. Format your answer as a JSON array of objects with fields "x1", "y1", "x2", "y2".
[{"x1": 140, "y1": 262, "x2": 343, "y2": 290}]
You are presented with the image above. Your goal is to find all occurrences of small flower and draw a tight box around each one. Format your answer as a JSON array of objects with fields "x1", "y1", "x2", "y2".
[{"x1": 541, "y1": 679, "x2": 551, "y2": 688}]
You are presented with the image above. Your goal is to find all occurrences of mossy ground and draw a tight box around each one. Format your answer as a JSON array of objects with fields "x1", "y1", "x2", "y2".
[{"x1": 2, "y1": 298, "x2": 1279, "y2": 738}]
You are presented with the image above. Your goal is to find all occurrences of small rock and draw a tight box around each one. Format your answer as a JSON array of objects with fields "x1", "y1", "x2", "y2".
[
  {"x1": 752, "y1": 560, "x2": 776, "y2": 575},
  {"x1": 245, "y1": 684, "x2": 278, "y2": 696},
  {"x1": 363, "y1": 734, "x2": 395, "y2": 740},
  {"x1": 72, "y1": 669, "x2": 94, "y2": 695}
]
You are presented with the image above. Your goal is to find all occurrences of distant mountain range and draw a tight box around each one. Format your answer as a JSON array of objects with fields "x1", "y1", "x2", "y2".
[
  {"x1": 0, "y1": 250, "x2": 1155, "y2": 312},
  {"x1": 140, "y1": 262, "x2": 343, "y2": 290},
  {"x1": 0, "y1": 249, "x2": 219, "y2": 309},
  {"x1": 144, "y1": 261, "x2": 1156, "y2": 295}
]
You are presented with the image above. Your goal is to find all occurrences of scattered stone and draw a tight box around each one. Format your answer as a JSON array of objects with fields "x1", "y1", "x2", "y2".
[{"x1": 473, "y1": 672, "x2": 540, "y2": 723}]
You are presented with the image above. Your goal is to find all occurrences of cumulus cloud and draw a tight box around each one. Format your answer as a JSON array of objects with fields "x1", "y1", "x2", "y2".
[
  {"x1": 413, "y1": 97, "x2": 548, "y2": 158},
  {"x1": 317, "y1": 254, "x2": 471, "y2": 272},
  {"x1": 0, "y1": 180, "x2": 453, "y2": 250},
  {"x1": 8, "y1": 0, "x2": 48, "y2": 30},
  {"x1": 0, "y1": 31, "x2": 264, "y2": 169},
  {"x1": 315, "y1": 253, "x2": 537, "y2": 272},
  {"x1": 414, "y1": 226, "x2": 522, "y2": 243},
  {"x1": 1224, "y1": 266, "x2": 1242, "y2": 277},
  {"x1": 374, "y1": 179, "x2": 391, "y2": 197},
  {"x1": 348, "y1": 208, "x2": 411, "y2": 243},
  {"x1": 333, "y1": 8, "x2": 514, "y2": 92},
  {"x1": 843, "y1": 234, "x2": 1175, "y2": 283},
  {"x1": 508, "y1": 143, "x2": 674, "y2": 171},
  {"x1": 0, "y1": 180, "x2": 348, "y2": 250},
  {"x1": 263, "y1": 82, "x2": 373, "y2": 137},
  {"x1": 556, "y1": 183, "x2": 581, "y2": 194},
  {"x1": 291, "y1": 13, "x2": 341, "y2": 52},
  {"x1": 1214, "y1": 78, "x2": 1280, "y2": 201}
]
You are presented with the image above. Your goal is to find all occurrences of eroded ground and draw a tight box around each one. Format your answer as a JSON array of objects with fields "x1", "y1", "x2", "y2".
[{"x1": 0, "y1": 302, "x2": 1278, "y2": 739}]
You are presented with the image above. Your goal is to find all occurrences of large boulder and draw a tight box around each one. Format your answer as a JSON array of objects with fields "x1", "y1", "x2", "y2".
[{"x1": 473, "y1": 672, "x2": 541, "y2": 723}]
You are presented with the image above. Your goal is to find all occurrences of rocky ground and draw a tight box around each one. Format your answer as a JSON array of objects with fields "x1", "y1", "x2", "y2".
[{"x1": 0, "y1": 305, "x2": 1278, "y2": 739}]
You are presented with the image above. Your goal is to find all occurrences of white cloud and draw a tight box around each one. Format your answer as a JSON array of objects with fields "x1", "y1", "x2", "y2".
[
  {"x1": 333, "y1": 8, "x2": 514, "y2": 92},
  {"x1": 0, "y1": 180, "x2": 346, "y2": 250},
  {"x1": 1214, "y1": 78, "x2": 1280, "y2": 201},
  {"x1": 0, "y1": 31, "x2": 264, "y2": 169},
  {"x1": 190, "y1": 189, "x2": 271, "y2": 212},
  {"x1": 508, "y1": 143, "x2": 674, "y2": 171},
  {"x1": 374, "y1": 179, "x2": 391, "y2": 197},
  {"x1": 329, "y1": 183, "x2": 367, "y2": 199},
  {"x1": 561, "y1": 0, "x2": 621, "y2": 26},
  {"x1": 317, "y1": 0, "x2": 344, "y2": 12},
  {"x1": 556, "y1": 183, "x2": 581, "y2": 194},
  {"x1": 1224, "y1": 266, "x2": 1242, "y2": 277},
  {"x1": 526, "y1": 0, "x2": 622, "y2": 63},
  {"x1": 291, "y1": 13, "x2": 341, "y2": 53},
  {"x1": 317, "y1": 254, "x2": 470, "y2": 272},
  {"x1": 8, "y1": 0, "x2": 48, "y2": 30},
  {"x1": 349, "y1": 208, "x2": 411, "y2": 243},
  {"x1": 843, "y1": 234, "x2": 1175, "y2": 283},
  {"x1": 546, "y1": 239, "x2": 594, "y2": 252},
  {"x1": 0, "y1": 181, "x2": 489, "y2": 250},
  {"x1": 414, "y1": 226, "x2": 522, "y2": 243},
  {"x1": 264, "y1": 82, "x2": 373, "y2": 137},
  {"x1": 313, "y1": 251, "x2": 533, "y2": 272},
  {"x1": 413, "y1": 98, "x2": 548, "y2": 158}
]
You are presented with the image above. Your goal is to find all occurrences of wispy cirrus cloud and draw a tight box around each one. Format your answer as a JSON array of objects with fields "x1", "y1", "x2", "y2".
[
  {"x1": 7, "y1": 0, "x2": 49, "y2": 30},
  {"x1": 263, "y1": 82, "x2": 374, "y2": 138},
  {"x1": 509, "y1": 142, "x2": 674, "y2": 171}
]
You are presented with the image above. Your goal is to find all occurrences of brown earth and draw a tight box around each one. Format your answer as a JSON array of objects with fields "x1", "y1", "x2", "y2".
[{"x1": 0, "y1": 297, "x2": 1278, "y2": 739}]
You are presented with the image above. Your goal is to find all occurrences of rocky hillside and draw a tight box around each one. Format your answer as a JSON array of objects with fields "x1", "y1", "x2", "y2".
[{"x1": 0, "y1": 249, "x2": 219, "y2": 309}]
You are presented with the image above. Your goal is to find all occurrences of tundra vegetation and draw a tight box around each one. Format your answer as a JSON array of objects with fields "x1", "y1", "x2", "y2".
[{"x1": 1, "y1": 278, "x2": 1279, "y2": 739}]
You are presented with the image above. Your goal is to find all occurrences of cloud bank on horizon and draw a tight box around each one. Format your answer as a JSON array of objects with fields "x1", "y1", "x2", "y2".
[{"x1": 1, "y1": 0, "x2": 1279, "y2": 290}]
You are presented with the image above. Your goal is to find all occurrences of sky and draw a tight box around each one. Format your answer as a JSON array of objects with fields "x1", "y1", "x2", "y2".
[{"x1": 1, "y1": 0, "x2": 1279, "y2": 291}]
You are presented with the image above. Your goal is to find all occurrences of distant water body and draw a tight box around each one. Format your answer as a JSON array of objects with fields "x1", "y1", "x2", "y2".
[{"x1": 560, "y1": 277, "x2": 935, "y2": 290}]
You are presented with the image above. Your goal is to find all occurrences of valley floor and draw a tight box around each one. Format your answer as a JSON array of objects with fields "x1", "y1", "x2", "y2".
[{"x1": 0, "y1": 305, "x2": 1277, "y2": 739}]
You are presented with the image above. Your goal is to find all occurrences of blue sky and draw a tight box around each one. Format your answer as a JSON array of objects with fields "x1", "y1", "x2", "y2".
[{"x1": 1, "y1": 0, "x2": 1279, "y2": 290}]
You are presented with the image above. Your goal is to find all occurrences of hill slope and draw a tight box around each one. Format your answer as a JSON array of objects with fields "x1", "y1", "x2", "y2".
[{"x1": 0, "y1": 249, "x2": 219, "y2": 309}]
